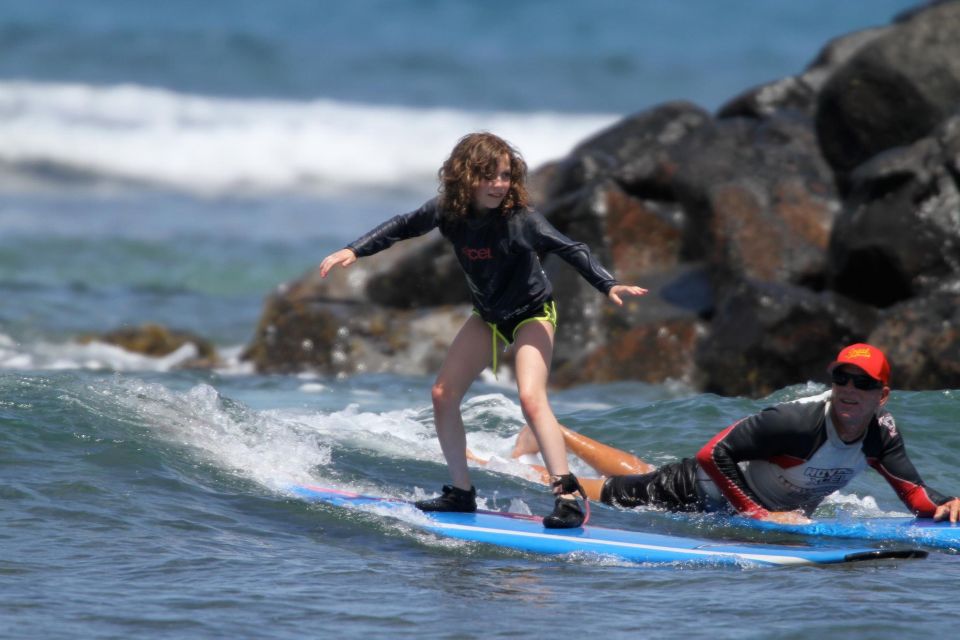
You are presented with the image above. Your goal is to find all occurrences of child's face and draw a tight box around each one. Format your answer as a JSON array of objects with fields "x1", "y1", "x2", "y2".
[{"x1": 472, "y1": 154, "x2": 511, "y2": 210}]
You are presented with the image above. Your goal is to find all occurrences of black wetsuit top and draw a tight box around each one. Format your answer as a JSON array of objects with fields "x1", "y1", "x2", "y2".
[
  {"x1": 602, "y1": 395, "x2": 955, "y2": 518},
  {"x1": 347, "y1": 198, "x2": 618, "y2": 323},
  {"x1": 696, "y1": 397, "x2": 953, "y2": 517}
]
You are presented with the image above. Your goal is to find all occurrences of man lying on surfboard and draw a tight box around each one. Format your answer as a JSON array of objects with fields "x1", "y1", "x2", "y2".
[{"x1": 508, "y1": 343, "x2": 960, "y2": 525}]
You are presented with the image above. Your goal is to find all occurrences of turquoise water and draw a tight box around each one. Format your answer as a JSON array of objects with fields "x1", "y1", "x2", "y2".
[{"x1": 4, "y1": 1, "x2": 957, "y2": 638}]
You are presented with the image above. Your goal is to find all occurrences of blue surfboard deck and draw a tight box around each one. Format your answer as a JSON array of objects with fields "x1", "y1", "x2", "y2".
[
  {"x1": 290, "y1": 485, "x2": 926, "y2": 567},
  {"x1": 715, "y1": 514, "x2": 960, "y2": 551}
]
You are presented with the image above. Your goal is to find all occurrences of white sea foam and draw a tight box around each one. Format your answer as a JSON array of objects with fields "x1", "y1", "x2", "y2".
[
  {"x1": 94, "y1": 375, "x2": 555, "y2": 500},
  {"x1": 820, "y1": 491, "x2": 912, "y2": 518},
  {"x1": 98, "y1": 380, "x2": 334, "y2": 489},
  {"x1": 0, "y1": 334, "x2": 252, "y2": 374},
  {"x1": 265, "y1": 397, "x2": 549, "y2": 480},
  {"x1": 0, "y1": 80, "x2": 618, "y2": 197}
]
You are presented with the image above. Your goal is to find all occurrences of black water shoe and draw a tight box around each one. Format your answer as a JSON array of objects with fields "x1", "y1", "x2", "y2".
[
  {"x1": 542, "y1": 496, "x2": 585, "y2": 529},
  {"x1": 415, "y1": 484, "x2": 477, "y2": 512},
  {"x1": 542, "y1": 473, "x2": 588, "y2": 529}
]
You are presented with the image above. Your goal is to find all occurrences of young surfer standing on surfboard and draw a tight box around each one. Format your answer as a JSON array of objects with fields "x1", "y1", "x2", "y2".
[
  {"x1": 318, "y1": 132, "x2": 647, "y2": 528},
  {"x1": 511, "y1": 343, "x2": 960, "y2": 524}
]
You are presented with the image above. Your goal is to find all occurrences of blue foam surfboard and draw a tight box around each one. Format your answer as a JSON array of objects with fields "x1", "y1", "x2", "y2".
[
  {"x1": 717, "y1": 515, "x2": 960, "y2": 550},
  {"x1": 290, "y1": 485, "x2": 926, "y2": 567}
]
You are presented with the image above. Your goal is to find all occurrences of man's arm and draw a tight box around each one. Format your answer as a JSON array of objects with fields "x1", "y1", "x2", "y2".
[
  {"x1": 695, "y1": 418, "x2": 773, "y2": 518},
  {"x1": 866, "y1": 416, "x2": 956, "y2": 518},
  {"x1": 695, "y1": 403, "x2": 825, "y2": 521}
]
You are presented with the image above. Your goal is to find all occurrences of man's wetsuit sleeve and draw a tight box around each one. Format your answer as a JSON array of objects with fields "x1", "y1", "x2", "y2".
[
  {"x1": 694, "y1": 406, "x2": 815, "y2": 518},
  {"x1": 523, "y1": 210, "x2": 618, "y2": 294},
  {"x1": 696, "y1": 418, "x2": 770, "y2": 518},
  {"x1": 346, "y1": 199, "x2": 440, "y2": 257},
  {"x1": 866, "y1": 415, "x2": 954, "y2": 517}
]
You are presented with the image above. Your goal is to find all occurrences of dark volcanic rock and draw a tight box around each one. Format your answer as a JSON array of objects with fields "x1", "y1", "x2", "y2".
[
  {"x1": 553, "y1": 317, "x2": 704, "y2": 388},
  {"x1": 815, "y1": 1, "x2": 960, "y2": 184},
  {"x1": 718, "y1": 27, "x2": 889, "y2": 120},
  {"x1": 828, "y1": 117, "x2": 960, "y2": 307},
  {"x1": 537, "y1": 179, "x2": 697, "y2": 382},
  {"x1": 550, "y1": 262, "x2": 711, "y2": 388},
  {"x1": 243, "y1": 231, "x2": 471, "y2": 375},
  {"x1": 670, "y1": 115, "x2": 839, "y2": 288},
  {"x1": 549, "y1": 101, "x2": 711, "y2": 201},
  {"x1": 696, "y1": 280, "x2": 878, "y2": 397},
  {"x1": 868, "y1": 282, "x2": 960, "y2": 390},
  {"x1": 242, "y1": 292, "x2": 468, "y2": 377},
  {"x1": 281, "y1": 231, "x2": 468, "y2": 309},
  {"x1": 365, "y1": 237, "x2": 470, "y2": 308},
  {"x1": 81, "y1": 323, "x2": 219, "y2": 368}
]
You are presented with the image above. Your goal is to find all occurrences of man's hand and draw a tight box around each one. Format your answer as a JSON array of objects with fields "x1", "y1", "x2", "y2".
[
  {"x1": 760, "y1": 510, "x2": 812, "y2": 525},
  {"x1": 934, "y1": 498, "x2": 960, "y2": 523}
]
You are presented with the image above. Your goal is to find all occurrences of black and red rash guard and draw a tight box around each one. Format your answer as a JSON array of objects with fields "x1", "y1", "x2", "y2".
[
  {"x1": 695, "y1": 395, "x2": 952, "y2": 518},
  {"x1": 346, "y1": 198, "x2": 618, "y2": 323}
]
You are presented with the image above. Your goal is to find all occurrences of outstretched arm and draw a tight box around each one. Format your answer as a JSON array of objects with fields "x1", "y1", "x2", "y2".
[
  {"x1": 608, "y1": 284, "x2": 648, "y2": 306},
  {"x1": 523, "y1": 210, "x2": 629, "y2": 296},
  {"x1": 321, "y1": 199, "x2": 440, "y2": 276},
  {"x1": 318, "y1": 248, "x2": 357, "y2": 277},
  {"x1": 867, "y1": 419, "x2": 954, "y2": 518}
]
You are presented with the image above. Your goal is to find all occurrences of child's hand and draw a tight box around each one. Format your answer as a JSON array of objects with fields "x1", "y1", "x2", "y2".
[
  {"x1": 318, "y1": 248, "x2": 358, "y2": 277},
  {"x1": 608, "y1": 284, "x2": 648, "y2": 306}
]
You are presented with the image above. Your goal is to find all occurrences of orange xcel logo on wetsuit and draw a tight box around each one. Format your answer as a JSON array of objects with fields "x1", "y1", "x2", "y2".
[{"x1": 461, "y1": 247, "x2": 493, "y2": 260}]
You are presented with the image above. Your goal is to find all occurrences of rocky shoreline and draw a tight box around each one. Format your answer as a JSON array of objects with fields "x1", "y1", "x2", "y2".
[{"x1": 108, "y1": 1, "x2": 960, "y2": 397}]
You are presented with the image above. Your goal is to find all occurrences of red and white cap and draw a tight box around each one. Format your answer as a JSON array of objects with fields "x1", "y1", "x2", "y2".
[{"x1": 827, "y1": 343, "x2": 890, "y2": 386}]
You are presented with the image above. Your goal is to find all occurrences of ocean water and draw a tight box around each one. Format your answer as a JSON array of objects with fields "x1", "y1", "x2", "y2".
[{"x1": 3, "y1": 1, "x2": 957, "y2": 639}]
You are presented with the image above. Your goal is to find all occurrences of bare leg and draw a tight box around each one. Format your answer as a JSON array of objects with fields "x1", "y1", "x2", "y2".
[
  {"x1": 512, "y1": 322, "x2": 590, "y2": 526},
  {"x1": 512, "y1": 321, "x2": 578, "y2": 499},
  {"x1": 512, "y1": 423, "x2": 654, "y2": 476},
  {"x1": 560, "y1": 426, "x2": 655, "y2": 476},
  {"x1": 576, "y1": 477, "x2": 606, "y2": 501},
  {"x1": 466, "y1": 318, "x2": 650, "y2": 504},
  {"x1": 473, "y1": 443, "x2": 606, "y2": 500},
  {"x1": 509, "y1": 423, "x2": 541, "y2": 458},
  {"x1": 431, "y1": 315, "x2": 493, "y2": 490}
]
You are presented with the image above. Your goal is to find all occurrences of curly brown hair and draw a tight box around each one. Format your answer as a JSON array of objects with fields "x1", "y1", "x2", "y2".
[{"x1": 437, "y1": 132, "x2": 529, "y2": 219}]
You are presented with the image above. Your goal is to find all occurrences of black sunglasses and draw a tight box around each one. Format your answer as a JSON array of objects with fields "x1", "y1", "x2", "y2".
[{"x1": 831, "y1": 370, "x2": 883, "y2": 391}]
